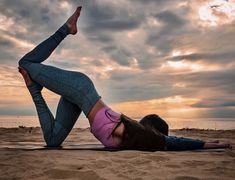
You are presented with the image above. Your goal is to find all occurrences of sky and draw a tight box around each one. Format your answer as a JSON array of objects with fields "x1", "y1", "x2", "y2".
[{"x1": 0, "y1": 0, "x2": 235, "y2": 120}]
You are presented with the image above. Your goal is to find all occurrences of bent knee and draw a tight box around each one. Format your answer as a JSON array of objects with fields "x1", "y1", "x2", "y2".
[{"x1": 18, "y1": 57, "x2": 31, "y2": 67}]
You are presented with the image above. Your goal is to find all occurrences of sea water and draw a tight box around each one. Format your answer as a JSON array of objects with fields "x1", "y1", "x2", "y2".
[{"x1": 0, "y1": 115, "x2": 235, "y2": 130}]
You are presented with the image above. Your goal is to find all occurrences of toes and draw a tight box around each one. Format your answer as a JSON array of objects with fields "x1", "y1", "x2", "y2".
[
  {"x1": 77, "y1": 6, "x2": 82, "y2": 11},
  {"x1": 75, "y1": 6, "x2": 82, "y2": 16}
]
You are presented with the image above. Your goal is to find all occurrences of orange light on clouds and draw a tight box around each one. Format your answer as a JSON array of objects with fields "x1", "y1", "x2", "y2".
[
  {"x1": 198, "y1": 0, "x2": 235, "y2": 26},
  {"x1": 168, "y1": 61, "x2": 201, "y2": 70},
  {"x1": 0, "y1": 14, "x2": 14, "y2": 31},
  {"x1": 173, "y1": 83, "x2": 186, "y2": 88},
  {"x1": 161, "y1": 56, "x2": 222, "y2": 74},
  {"x1": 0, "y1": 13, "x2": 28, "y2": 33},
  {"x1": 2, "y1": 34, "x2": 34, "y2": 49},
  {"x1": 60, "y1": 1, "x2": 72, "y2": 10},
  {"x1": 161, "y1": 60, "x2": 204, "y2": 73},
  {"x1": 110, "y1": 96, "x2": 200, "y2": 119},
  {"x1": 171, "y1": 50, "x2": 194, "y2": 57}
]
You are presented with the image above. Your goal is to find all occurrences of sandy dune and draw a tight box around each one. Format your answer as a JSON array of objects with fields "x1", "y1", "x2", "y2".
[{"x1": 0, "y1": 127, "x2": 234, "y2": 180}]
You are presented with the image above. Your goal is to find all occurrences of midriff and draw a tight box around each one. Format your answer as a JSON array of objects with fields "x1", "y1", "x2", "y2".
[
  {"x1": 87, "y1": 99, "x2": 107, "y2": 126},
  {"x1": 87, "y1": 99, "x2": 125, "y2": 145}
]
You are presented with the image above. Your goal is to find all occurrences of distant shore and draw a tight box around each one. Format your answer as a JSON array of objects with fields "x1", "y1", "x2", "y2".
[{"x1": 1, "y1": 126, "x2": 235, "y2": 131}]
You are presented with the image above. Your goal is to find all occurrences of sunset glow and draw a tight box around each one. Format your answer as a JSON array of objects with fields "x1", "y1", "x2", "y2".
[
  {"x1": 198, "y1": 0, "x2": 235, "y2": 26},
  {"x1": 0, "y1": 0, "x2": 234, "y2": 124},
  {"x1": 111, "y1": 96, "x2": 201, "y2": 119}
]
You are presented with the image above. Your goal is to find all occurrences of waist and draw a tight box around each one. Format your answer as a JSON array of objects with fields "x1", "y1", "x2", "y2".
[
  {"x1": 91, "y1": 106, "x2": 121, "y2": 148},
  {"x1": 91, "y1": 106, "x2": 121, "y2": 133},
  {"x1": 88, "y1": 99, "x2": 106, "y2": 126}
]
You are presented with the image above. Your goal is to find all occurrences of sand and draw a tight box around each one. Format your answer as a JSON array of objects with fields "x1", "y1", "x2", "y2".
[{"x1": 0, "y1": 127, "x2": 234, "y2": 180}]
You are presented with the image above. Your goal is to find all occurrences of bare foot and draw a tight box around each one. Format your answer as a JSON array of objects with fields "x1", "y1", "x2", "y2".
[
  {"x1": 18, "y1": 67, "x2": 33, "y2": 87},
  {"x1": 66, "y1": 6, "x2": 82, "y2": 35}
]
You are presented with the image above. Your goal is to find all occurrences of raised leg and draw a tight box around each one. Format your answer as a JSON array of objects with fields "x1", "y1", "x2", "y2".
[
  {"x1": 18, "y1": 6, "x2": 88, "y2": 108},
  {"x1": 18, "y1": 6, "x2": 82, "y2": 83},
  {"x1": 18, "y1": 23, "x2": 70, "y2": 80}
]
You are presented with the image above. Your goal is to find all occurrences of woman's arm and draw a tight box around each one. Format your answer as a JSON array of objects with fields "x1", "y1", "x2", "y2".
[
  {"x1": 165, "y1": 136, "x2": 232, "y2": 151},
  {"x1": 203, "y1": 142, "x2": 232, "y2": 149}
]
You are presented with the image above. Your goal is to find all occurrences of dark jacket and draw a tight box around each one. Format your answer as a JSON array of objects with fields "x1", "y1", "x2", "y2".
[{"x1": 119, "y1": 114, "x2": 166, "y2": 151}]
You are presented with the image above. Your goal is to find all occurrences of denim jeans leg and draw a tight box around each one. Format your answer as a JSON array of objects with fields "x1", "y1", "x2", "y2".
[
  {"x1": 18, "y1": 22, "x2": 101, "y2": 145},
  {"x1": 27, "y1": 82, "x2": 81, "y2": 147},
  {"x1": 18, "y1": 23, "x2": 69, "y2": 79},
  {"x1": 54, "y1": 96, "x2": 82, "y2": 141}
]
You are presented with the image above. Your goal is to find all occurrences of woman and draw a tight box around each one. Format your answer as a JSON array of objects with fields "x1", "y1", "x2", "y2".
[{"x1": 18, "y1": 6, "x2": 232, "y2": 151}]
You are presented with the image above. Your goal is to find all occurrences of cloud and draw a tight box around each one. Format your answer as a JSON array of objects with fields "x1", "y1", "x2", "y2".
[
  {"x1": 168, "y1": 50, "x2": 235, "y2": 64},
  {"x1": 0, "y1": 0, "x2": 234, "y2": 120},
  {"x1": 82, "y1": 0, "x2": 143, "y2": 32},
  {"x1": 191, "y1": 98, "x2": 235, "y2": 108}
]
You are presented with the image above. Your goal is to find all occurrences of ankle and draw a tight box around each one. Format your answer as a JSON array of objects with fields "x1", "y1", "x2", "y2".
[{"x1": 63, "y1": 23, "x2": 70, "y2": 35}]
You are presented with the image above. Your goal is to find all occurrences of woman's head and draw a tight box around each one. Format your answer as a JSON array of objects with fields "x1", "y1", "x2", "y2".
[
  {"x1": 120, "y1": 114, "x2": 166, "y2": 151},
  {"x1": 139, "y1": 114, "x2": 169, "y2": 136}
]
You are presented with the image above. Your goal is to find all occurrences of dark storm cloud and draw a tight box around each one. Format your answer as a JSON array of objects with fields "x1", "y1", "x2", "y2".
[
  {"x1": 109, "y1": 48, "x2": 133, "y2": 66},
  {"x1": 0, "y1": 37, "x2": 18, "y2": 62},
  {"x1": 202, "y1": 108, "x2": 235, "y2": 118},
  {"x1": 103, "y1": 81, "x2": 174, "y2": 103},
  {"x1": 0, "y1": 40, "x2": 19, "y2": 64},
  {"x1": 155, "y1": 10, "x2": 187, "y2": 27},
  {"x1": 167, "y1": 67, "x2": 235, "y2": 110},
  {"x1": 82, "y1": 0, "x2": 142, "y2": 33},
  {"x1": 192, "y1": 99, "x2": 235, "y2": 108},
  {"x1": 129, "y1": 0, "x2": 170, "y2": 6},
  {"x1": 146, "y1": 10, "x2": 189, "y2": 54},
  {"x1": 51, "y1": 61, "x2": 80, "y2": 69},
  {"x1": 169, "y1": 51, "x2": 235, "y2": 63},
  {"x1": 0, "y1": 49, "x2": 17, "y2": 62},
  {"x1": 103, "y1": 70, "x2": 176, "y2": 103},
  {"x1": 173, "y1": 69, "x2": 235, "y2": 96},
  {"x1": 88, "y1": 34, "x2": 113, "y2": 43},
  {"x1": 77, "y1": 0, "x2": 145, "y2": 66},
  {"x1": 0, "y1": 39, "x2": 14, "y2": 47},
  {"x1": 0, "y1": 0, "x2": 67, "y2": 42}
]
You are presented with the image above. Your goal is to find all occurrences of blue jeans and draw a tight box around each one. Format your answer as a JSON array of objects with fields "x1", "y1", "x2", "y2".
[
  {"x1": 18, "y1": 23, "x2": 101, "y2": 147},
  {"x1": 165, "y1": 136, "x2": 205, "y2": 151}
]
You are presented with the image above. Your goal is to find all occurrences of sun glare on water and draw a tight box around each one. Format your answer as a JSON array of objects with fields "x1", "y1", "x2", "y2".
[{"x1": 199, "y1": 0, "x2": 235, "y2": 26}]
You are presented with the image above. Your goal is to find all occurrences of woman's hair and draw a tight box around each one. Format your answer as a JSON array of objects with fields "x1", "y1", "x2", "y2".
[
  {"x1": 119, "y1": 114, "x2": 166, "y2": 151},
  {"x1": 139, "y1": 114, "x2": 169, "y2": 136}
]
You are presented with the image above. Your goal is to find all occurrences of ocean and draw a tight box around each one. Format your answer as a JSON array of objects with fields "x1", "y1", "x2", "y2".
[{"x1": 0, "y1": 115, "x2": 235, "y2": 130}]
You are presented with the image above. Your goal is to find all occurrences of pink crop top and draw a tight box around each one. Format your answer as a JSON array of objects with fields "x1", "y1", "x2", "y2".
[{"x1": 90, "y1": 106, "x2": 121, "y2": 148}]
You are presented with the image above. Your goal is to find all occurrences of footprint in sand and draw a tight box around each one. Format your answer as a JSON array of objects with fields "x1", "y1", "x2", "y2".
[
  {"x1": 182, "y1": 160, "x2": 214, "y2": 167},
  {"x1": 165, "y1": 164, "x2": 181, "y2": 169},
  {"x1": 45, "y1": 169, "x2": 105, "y2": 180},
  {"x1": 175, "y1": 176, "x2": 200, "y2": 180}
]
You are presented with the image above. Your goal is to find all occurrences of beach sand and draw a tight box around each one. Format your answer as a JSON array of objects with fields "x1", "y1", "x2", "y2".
[{"x1": 0, "y1": 127, "x2": 234, "y2": 180}]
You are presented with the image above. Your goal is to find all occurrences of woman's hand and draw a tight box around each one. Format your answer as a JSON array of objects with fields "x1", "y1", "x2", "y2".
[{"x1": 203, "y1": 141, "x2": 232, "y2": 149}]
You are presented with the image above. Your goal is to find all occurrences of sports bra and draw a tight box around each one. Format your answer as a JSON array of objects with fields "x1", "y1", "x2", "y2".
[{"x1": 90, "y1": 106, "x2": 121, "y2": 148}]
